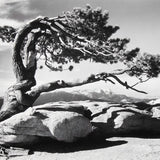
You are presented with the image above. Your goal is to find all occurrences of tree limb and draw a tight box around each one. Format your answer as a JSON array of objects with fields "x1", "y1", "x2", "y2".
[
  {"x1": 28, "y1": 74, "x2": 101, "y2": 99},
  {"x1": 28, "y1": 72, "x2": 147, "y2": 102},
  {"x1": 131, "y1": 77, "x2": 150, "y2": 88},
  {"x1": 107, "y1": 73, "x2": 147, "y2": 94}
]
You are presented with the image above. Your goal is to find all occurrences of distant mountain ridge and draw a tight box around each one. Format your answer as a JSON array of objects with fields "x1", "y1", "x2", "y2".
[
  {"x1": 34, "y1": 91, "x2": 91, "y2": 105},
  {"x1": 0, "y1": 89, "x2": 151, "y2": 107},
  {"x1": 34, "y1": 89, "x2": 149, "y2": 106}
]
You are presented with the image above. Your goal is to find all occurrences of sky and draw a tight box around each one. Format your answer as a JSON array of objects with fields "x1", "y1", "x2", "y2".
[{"x1": 0, "y1": 0, "x2": 160, "y2": 98}]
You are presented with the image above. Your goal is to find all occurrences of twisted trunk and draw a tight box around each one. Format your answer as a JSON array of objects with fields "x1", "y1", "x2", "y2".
[{"x1": 0, "y1": 19, "x2": 43, "y2": 121}]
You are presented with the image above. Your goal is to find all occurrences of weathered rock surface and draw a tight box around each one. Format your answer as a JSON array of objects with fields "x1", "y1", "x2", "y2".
[
  {"x1": 91, "y1": 103, "x2": 160, "y2": 137},
  {"x1": 0, "y1": 103, "x2": 92, "y2": 146},
  {"x1": 1, "y1": 100, "x2": 160, "y2": 146}
]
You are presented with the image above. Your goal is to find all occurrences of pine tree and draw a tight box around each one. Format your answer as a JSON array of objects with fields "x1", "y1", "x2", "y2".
[{"x1": 0, "y1": 5, "x2": 160, "y2": 121}]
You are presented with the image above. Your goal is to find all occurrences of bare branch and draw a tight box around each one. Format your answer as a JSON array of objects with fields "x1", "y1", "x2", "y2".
[
  {"x1": 51, "y1": 22, "x2": 86, "y2": 42},
  {"x1": 131, "y1": 77, "x2": 150, "y2": 88},
  {"x1": 107, "y1": 73, "x2": 147, "y2": 94},
  {"x1": 112, "y1": 68, "x2": 131, "y2": 75}
]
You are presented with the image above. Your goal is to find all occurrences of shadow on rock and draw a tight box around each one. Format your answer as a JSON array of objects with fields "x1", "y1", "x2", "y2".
[
  {"x1": 92, "y1": 121, "x2": 160, "y2": 139},
  {"x1": 31, "y1": 137, "x2": 127, "y2": 153}
]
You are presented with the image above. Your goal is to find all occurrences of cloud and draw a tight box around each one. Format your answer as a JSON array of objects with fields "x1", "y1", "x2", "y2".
[
  {"x1": 0, "y1": 0, "x2": 39, "y2": 21},
  {"x1": 0, "y1": 43, "x2": 12, "y2": 52},
  {"x1": 0, "y1": 18, "x2": 23, "y2": 27},
  {"x1": 0, "y1": 69, "x2": 12, "y2": 74},
  {"x1": 0, "y1": 78, "x2": 14, "y2": 96}
]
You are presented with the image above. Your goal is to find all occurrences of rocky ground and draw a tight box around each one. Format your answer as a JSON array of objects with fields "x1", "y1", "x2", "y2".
[
  {"x1": 1, "y1": 97, "x2": 160, "y2": 160},
  {"x1": 1, "y1": 137, "x2": 160, "y2": 160}
]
